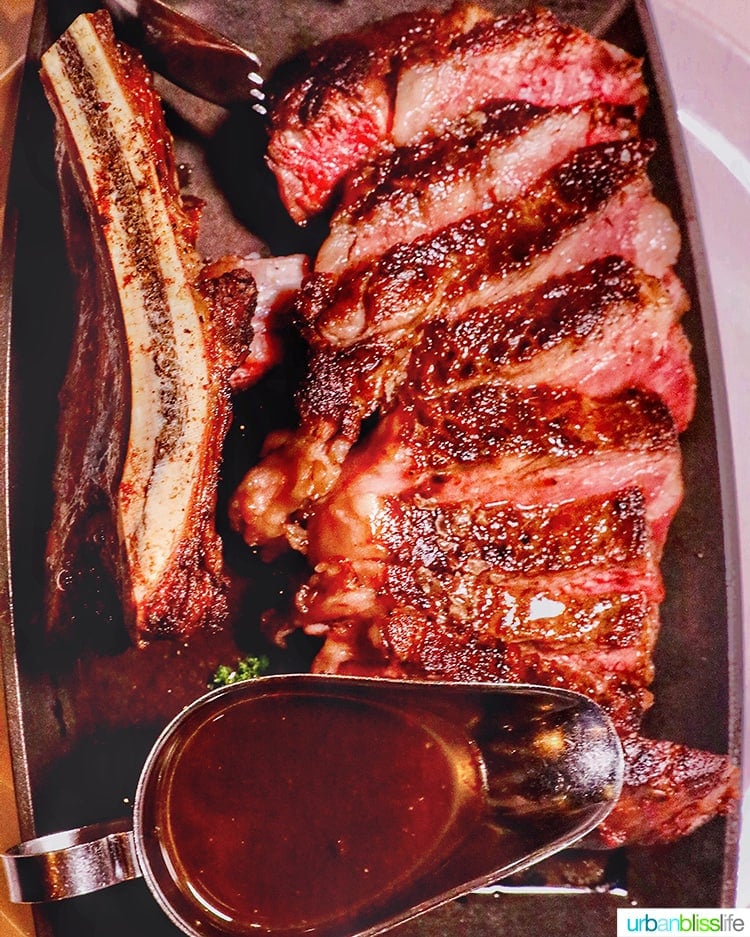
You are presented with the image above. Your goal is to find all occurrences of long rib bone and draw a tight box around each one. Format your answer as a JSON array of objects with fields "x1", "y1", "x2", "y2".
[{"x1": 41, "y1": 12, "x2": 251, "y2": 643}]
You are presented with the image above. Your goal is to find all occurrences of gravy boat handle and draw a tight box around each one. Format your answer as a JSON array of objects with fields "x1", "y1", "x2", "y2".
[{"x1": 1, "y1": 818, "x2": 139, "y2": 902}]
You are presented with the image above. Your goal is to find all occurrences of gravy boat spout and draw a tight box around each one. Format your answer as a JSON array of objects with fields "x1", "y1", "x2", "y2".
[{"x1": 2, "y1": 675, "x2": 623, "y2": 937}]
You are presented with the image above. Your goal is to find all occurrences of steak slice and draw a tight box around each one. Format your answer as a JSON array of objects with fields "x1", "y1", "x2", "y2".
[
  {"x1": 267, "y1": 3, "x2": 646, "y2": 221},
  {"x1": 299, "y1": 255, "x2": 692, "y2": 440},
  {"x1": 298, "y1": 487, "x2": 664, "y2": 636},
  {"x1": 408, "y1": 257, "x2": 693, "y2": 430},
  {"x1": 300, "y1": 566, "x2": 660, "y2": 640},
  {"x1": 309, "y1": 486, "x2": 658, "y2": 573},
  {"x1": 322, "y1": 383, "x2": 682, "y2": 549},
  {"x1": 267, "y1": 3, "x2": 490, "y2": 222},
  {"x1": 297, "y1": 486, "x2": 662, "y2": 711},
  {"x1": 299, "y1": 139, "x2": 679, "y2": 349},
  {"x1": 317, "y1": 100, "x2": 636, "y2": 275},
  {"x1": 304, "y1": 255, "x2": 691, "y2": 430},
  {"x1": 230, "y1": 257, "x2": 692, "y2": 551},
  {"x1": 393, "y1": 6, "x2": 647, "y2": 144}
]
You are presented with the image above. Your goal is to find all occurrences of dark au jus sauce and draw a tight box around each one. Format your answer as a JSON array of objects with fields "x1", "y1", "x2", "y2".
[{"x1": 148, "y1": 691, "x2": 486, "y2": 936}]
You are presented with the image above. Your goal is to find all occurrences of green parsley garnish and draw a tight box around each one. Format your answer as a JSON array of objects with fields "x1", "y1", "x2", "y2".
[{"x1": 209, "y1": 654, "x2": 270, "y2": 689}]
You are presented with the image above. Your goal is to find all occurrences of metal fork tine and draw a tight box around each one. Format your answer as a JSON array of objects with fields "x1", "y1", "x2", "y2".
[{"x1": 101, "y1": 0, "x2": 266, "y2": 109}]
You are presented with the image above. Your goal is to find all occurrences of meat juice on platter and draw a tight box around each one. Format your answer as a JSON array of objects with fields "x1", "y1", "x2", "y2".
[
  {"x1": 145, "y1": 693, "x2": 485, "y2": 936},
  {"x1": 36, "y1": 0, "x2": 738, "y2": 914}
]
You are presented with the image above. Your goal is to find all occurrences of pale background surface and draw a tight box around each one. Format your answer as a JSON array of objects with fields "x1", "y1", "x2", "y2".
[
  {"x1": 0, "y1": 0, "x2": 748, "y2": 931},
  {"x1": 646, "y1": 0, "x2": 750, "y2": 909}
]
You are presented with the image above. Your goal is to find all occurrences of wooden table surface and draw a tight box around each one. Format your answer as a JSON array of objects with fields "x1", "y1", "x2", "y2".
[{"x1": 1, "y1": 1, "x2": 37, "y2": 932}]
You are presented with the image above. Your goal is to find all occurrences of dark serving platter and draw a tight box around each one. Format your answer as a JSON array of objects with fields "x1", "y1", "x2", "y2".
[{"x1": 0, "y1": 0, "x2": 743, "y2": 934}]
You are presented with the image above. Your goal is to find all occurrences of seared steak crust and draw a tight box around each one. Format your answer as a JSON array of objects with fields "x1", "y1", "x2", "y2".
[
  {"x1": 406, "y1": 383, "x2": 677, "y2": 469},
  {"x1": 394, "y1": 6, "x2": 647, "y2": 142},
  {"x1": 597, "y1": 735, "x2": 741, "y2": 847},
  {"x1": 311, "y1": 488, "x2": 656, "y2": 572},
  {"x1": 416, "y1": 257, "x2": 654, "y2": 380},
  {"x1": 410, "y1": 258, "x2": 694, "y2": 429},
  {"x1": 231, "y1": 256, "x2": 692, "y2": 551},
  {"x1": 318, "y1": 100, "x2": 636, "y2": 274},
  {"x1": 267, "y1": 3, "x2": 490, "y2": 221},
  {"x1": 299, "y1": 139, "x2": 672, "y2": 348}
]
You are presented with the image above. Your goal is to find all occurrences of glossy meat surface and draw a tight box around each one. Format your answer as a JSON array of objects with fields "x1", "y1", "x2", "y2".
[
  {"x1": 267, "y1": 3, "x2": 489, "y2": 221},
  {"x1": 299, "y1": 139, "x2": 678, "y2": 349},
  {"x1": 317, "y1": 383, "x2": 683, "y2": 549},
  {"x1": 298, "y1": 489, "x2": 664, "y2": 639},
  {"x1": 317, "y1": 100, "x2": 636, "y2": 275},
  {"x1": 597, "y1": 735, "x2": 741, "y2": 848},
  {"x1": 232, "y1": 256, "x2": 694, "y2": 550}
]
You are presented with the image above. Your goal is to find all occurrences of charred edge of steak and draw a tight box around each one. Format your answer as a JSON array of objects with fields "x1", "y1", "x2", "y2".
[
  {"x1": 405, "y1": 383, "x2": 678, "y2": 469},
  {"x1": 296, "y1": 340, "x2": 403, "y2": 436},
  {"x1": 307, "y1": 487, "x2": 659, "y2": 579},
  {"x1": 196, "y1": 265, "x2": 257, "y2": 377},
  {"x1": 266, "y1": 257, "x2": 688, "y2": 553},
  {"x1": 267, "y1": 3, "x2": 645, "y2": 220},
  {"x1": 266, "y1": 3, "x2": 491, "y2": 220},
  {"x1": 594, "y1": 734, "x2": 740, "y2": 847},
  {"x1": 266, "y1": 5, "x2": 477, "y2": 122},
  {"x1": 401, "y1": 5, "x2": 642, "y2": 76},
  {"x1": 413, "y1": 256, "x2": 645, "y2": 383},
  {"x1": 367, "y1": 489, "x2": 656, "y2": 575},
  {"x1": 300, "y1": 137, "x2": 655, "y2": 346},
  {"x1": 392, "y1": 6, "x2": 647, "y2": 143}
]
